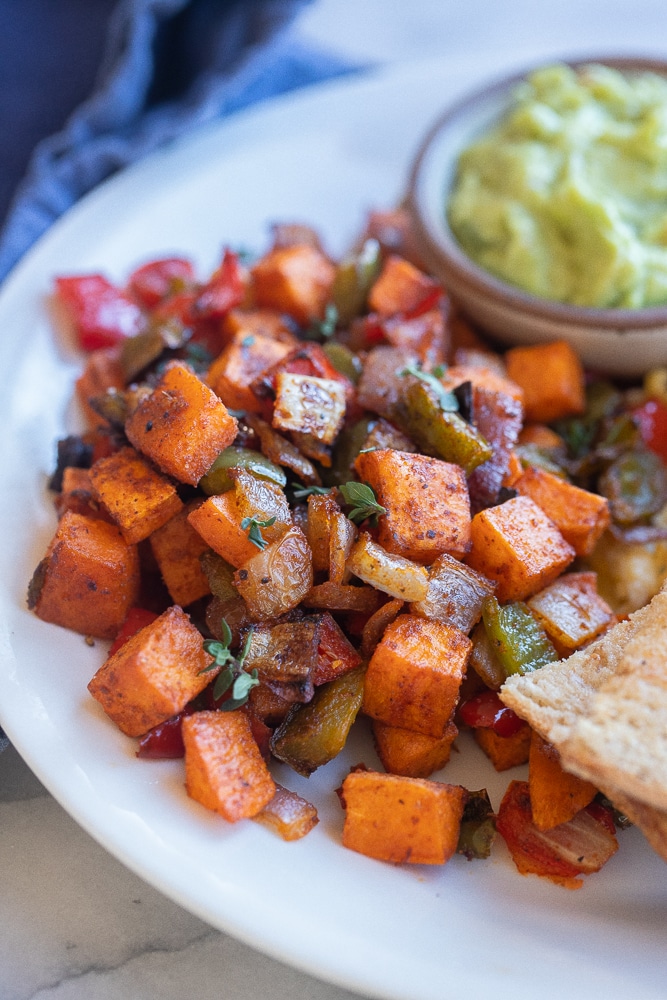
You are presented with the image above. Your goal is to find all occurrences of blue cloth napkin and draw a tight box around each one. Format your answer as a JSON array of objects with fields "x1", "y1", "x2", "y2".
[
  {"x1": 0, "y1": 0, "x2": 362, "y2": 751},
  {"x1": 0, "y1": 0, "x2": 362, "y2": 282}
]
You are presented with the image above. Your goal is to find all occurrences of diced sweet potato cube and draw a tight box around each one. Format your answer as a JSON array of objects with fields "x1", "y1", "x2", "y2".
[
  {"x1": 341, "y1": 768, "x2": 467, "y2": 864},
  {"x1": 75, "y1": 346, "x2": 125, "y2": 428},
  {"x1": 89, "y1": 446, "x2": 183, "y2": 544},
  {"x1": 355, "y1": 449, "x2": 471, "y2": 563},
  {"x1": 505, "y1": 340, "x2": 585, "y2": 423},
  {"x1": 149, "y1": 499, "x2": 212, "y2": 606},
  {"x1": 465, "y1": 495, "x2": 575, "y2": 602},
  {"x1": 529, "y1": 732, "x2": 597, "y2": 831},
  {"x1": 54, "y1": 466, "x2": 108, "y2": 520},
  {"x1": 527, "y1": 571, "x2": 615, "y2": 653},
  {"x1": 474, "y1": 723, "x2": 531, "y2": 771},
  {"x1": 182, "y1": 710, "x2": 276, "y2": 821},
  {"x1": 221, "y1": 307, "x2": 298, "y2": 344},
  {"x1": 125, "y1": 361, "x2": 238, "y2": 485},
  {"x1": 272, "y1": 372, "x2": 346, "y2": 445},
  {"x1": 187, "y1": 492, "x2": 259, "y2": 568},
  {"x1": 235, "y1": 525, "x2": 313, "y2": 620},
  {"x1": 518, "y1": 423, "x2": 565, "y2": 449},
  {"x1": 206, "y1": 330, "x2": 293, "y2": 413},
  {"x1": 87, "y1": 605, "x2": 214, "y2": 736},
  {"x1": 346, "y1": 532, "x2": 429, "y2": 602},
  {"x1": 502, "y1": 450, "x2": 524, "y2": 488},
  {"x1": 252, "y1": 783, "x2": 319, "y2": 840},
  {"x1": 362, "y1": 614, "x2": 471, "y2": 737},
  {"x1": 367, "y1": 254, "x2": 437, "y2": 317},
  {"x1": 513, "y1": 466, "x2": 611, "y2": 557},
  {"x1": 372, "y1": 718, "x2": 458, "y2": 778},
  {"x1": 28, "y1": 511, "x2": 140, "y2": 639},
  {"x1": 250, "y1": 244, "x2": 336, "y2": 327},
  {"x1": 442, "y1": 362, "x2": 524, "y2": 404},
  {"x1": 381, "y1": 309, "x2": 447, "y2": 369}
]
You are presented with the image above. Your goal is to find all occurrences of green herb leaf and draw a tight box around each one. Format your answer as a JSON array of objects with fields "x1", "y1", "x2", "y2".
[
  {"x1": 202, "y1": 618, "x2": 235, "y2": 669},
  {"x1": 212, "y1": 666, "x2": 235, "y2": 701},
  {"x1": 339, "y1": 481, "x2": 387, "y2": 525},
  {"x1": 240, "y1": 515, "x2": 277, "y2": 550},
  {"x1": 201, "y1": 620, "x2": 259, "y2": 710},
  {"x1": 220, "y1": 668, "x2": 260, "y2": 711},
  {"x1": 292, "y1": 485, "x2": 333, "y2": 500},
  {"x1": 400, "y1": 364, "x2": 459, "y2": 412},
  {"x1": 304, "y1": 302, "x2": 339, "y2": 341}
]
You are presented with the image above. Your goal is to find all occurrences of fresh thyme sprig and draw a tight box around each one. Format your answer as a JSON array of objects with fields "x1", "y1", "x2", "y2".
[
  {"x1": 240, "y1": 515, "x2": 276, "y2": 550},
  {"x1": 291, "y1": 485, "x2": 333, "y2": 500},
  {"x1": 201, "y1": 620, "x2": 259, "y2": 709},
  {"x1": 304, "y1": 302, "x2": 339, "y2": 341},
  {"x1": 339, "y1": 481, "x2": 387, "y2": 526}
]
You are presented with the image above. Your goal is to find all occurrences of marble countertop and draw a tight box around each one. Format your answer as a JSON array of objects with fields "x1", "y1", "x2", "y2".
[{"x1": 4, "y1": 3, "x2": 667, "y2": 999}]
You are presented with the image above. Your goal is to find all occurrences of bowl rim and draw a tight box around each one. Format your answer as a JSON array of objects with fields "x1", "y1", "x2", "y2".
[{"x1": 406, "y1": 53, "x2": 667, "y2": 333}]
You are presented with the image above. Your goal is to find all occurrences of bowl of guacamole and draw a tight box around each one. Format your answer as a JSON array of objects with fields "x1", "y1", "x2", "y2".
[{"x1": 407, "y1": 57, "x2": 667, "y2": 377}]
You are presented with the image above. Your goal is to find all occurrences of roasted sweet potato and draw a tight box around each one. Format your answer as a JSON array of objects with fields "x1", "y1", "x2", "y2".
[
  {"x1": 206, "y1": 329, "x2": 293, "y2": 413},
  {"x1": 149, "y1": 499, "x2": 212, "y2": 607},
  {"x1": 367, "y1": 254, "x2": 438, "y2": 316},
  {"x1": 88, "y1": 605, "x2": 215, "y2": 736},
  {"x1": 505, "y1": 340, "x2": 586, "y2": 423},
  {"x1": 529, "y1": 733, "x2": 597, "y2": 830},
  {"x1": 354, "y1": 449, "x2": 471, "y2": 563},
  {"x1": 513, "y1": 466, "x2": 611, "y2": 557},
  {"x1": 28, "y1": 511, "x2": 140, "y2": 639},
  {"x1": 125, "y1": 361, "x2": 238, "y2": 485},
  {"x1": 182, "y1": 709, "x2": 276, "y2": 821},
  {"x1": 362, "y1": 614, "x2": 471, "y2": 737},
  {"x1": 372, "y1": 718, "x2": 458, "y2": 778},
  {"x1": 474, "y1": 723, "x2": 532, "y2": 771},
  {"x1": 89, "y1": 446, "x2": 183, "y2": 544},
  {"x1": 187, "y1": 492, "x2": 260, "y2": 567},
  {"x1": 250, "y1": 244, "x2": 336, "y2": 326},
  {"x1": 340, "y1": 768, "x2": 467, "y2": 865},
  {"x1": 466, "y1": 495, "x2": 575, "y2": 602}
]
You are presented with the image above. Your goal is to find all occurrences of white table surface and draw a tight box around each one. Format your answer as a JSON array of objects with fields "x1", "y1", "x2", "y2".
[{"x1": 4, "y1": 2, "x2": 667, "y2": 998}]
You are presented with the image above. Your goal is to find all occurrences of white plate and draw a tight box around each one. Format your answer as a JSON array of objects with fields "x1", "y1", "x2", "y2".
[{"x1": 0, "y1": 58, "x2": 666, "y2": 1000}]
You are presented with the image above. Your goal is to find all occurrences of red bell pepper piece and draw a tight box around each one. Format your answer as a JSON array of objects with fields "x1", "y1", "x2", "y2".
[
  {"x1": 497, "y1": 780, "x2": 618, "y2": 885},
  {"x1": 55, "y1": 274, "x2": 144, "y2": 350},
  {"x1": 136, "y1": 704, "x2": 198, "y2": 759},
  {"x1": 458, "y1": 689, "x2": 525, "y2": 737},
  {"x1": 127, "y1": 257, "x2": 195, "y2": 309},
  {"x1": 632, "y1": 397, "x2": 667, "y2": 465},
  {"x1": 193, "y1": 248, "x2": 245, "y2": 320},
  {"x1": 108, "y1": 607, "x2": 159, "y2": 656}
]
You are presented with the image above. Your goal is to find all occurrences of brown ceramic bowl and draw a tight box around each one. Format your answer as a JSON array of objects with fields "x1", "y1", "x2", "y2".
[{"x1": 406, "y1": 56, "x2": 667, "y2": 378}]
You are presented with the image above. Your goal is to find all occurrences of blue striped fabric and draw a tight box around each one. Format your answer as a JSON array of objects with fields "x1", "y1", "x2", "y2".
[{"x1": 0, "y1": 0, "x2": 361, "y2": 281}]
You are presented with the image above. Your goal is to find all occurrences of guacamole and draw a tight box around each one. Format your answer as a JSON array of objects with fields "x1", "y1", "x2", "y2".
[{"x1": 447, "y1": 63, "x2": 667, "y2": 308}]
